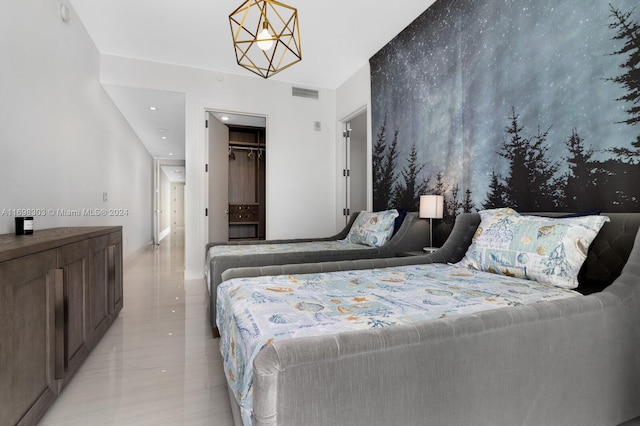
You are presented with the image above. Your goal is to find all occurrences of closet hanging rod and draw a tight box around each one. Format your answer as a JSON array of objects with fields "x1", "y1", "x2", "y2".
[{"x1": 228, "y1": 146, "x2": 265, "y2": 152}]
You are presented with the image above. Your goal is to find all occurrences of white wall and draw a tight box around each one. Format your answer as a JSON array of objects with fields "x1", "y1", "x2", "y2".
[
  {"x1": 336, "y1": 64, "x2": 371, "y2": 121},
  {"x1": 100, "y1": 56, "x2": 339, "y2": 279},
  {"x1": 0, "y1": 0, "x2": 153, "y2": 261}
]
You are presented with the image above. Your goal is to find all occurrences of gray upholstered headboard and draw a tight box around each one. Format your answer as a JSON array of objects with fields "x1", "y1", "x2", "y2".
[{"x1": 577, "y1": 213, "x2": 640, "y2": 293}]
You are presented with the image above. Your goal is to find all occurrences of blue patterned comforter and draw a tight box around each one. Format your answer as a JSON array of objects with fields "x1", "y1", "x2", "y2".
[
  {"x1": 216, "y1": 263, "x2": 581, "y2": 424},
  {"x1": 205, "y1": 240, "x2": 368, "y2": 291},
  {"x1": 208, "y1": 240, "x2": 367, "y2": 257}
]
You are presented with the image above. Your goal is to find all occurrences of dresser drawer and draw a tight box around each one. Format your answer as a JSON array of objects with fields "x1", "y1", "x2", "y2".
[
  {"x1": 229, "y1": 204, "x2": 258, "y2": 214},
  {"x1": 229, "y1": 204, "x2": 259, "y2": 223},
  {"x1": 229, "y1": 213, "x2": 258, "y2": 223}
]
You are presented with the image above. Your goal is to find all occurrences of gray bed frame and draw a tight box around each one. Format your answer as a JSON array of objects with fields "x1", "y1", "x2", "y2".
[
  {"x1": 206, "y1": 211, "x2": 430, "y2": 332},
  {"x1": 220, "y1": 212, "x2": 640, "y2": 426}
]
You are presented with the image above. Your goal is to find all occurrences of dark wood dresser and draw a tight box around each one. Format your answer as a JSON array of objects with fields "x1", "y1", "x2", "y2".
[
  {"x1": 0, "y1": 226, "x2": 123, "y2": 425},
  {"x1": 228, "y1": 203, "x2": 261, "y2": 240}
]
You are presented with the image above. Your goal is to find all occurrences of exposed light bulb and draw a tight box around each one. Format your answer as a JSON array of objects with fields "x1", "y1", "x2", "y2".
[{"x1": 256, "y1": 22, "x2": 273, "y2": 50}]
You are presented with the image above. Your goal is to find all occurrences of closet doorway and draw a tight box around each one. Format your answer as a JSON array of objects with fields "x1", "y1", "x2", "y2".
[{"x1": 207, "y1": 111, "x2": 266, "y2": 242}]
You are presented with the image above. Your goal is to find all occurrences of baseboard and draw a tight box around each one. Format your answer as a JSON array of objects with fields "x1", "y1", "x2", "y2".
[{"x1": 185, "y1": 270, "x2": 205, "y2": 280}]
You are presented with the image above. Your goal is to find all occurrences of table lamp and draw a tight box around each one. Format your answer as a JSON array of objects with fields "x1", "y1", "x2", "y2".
[{"x1": 419, "y1": 195, "x2": 444, "y2": 251}]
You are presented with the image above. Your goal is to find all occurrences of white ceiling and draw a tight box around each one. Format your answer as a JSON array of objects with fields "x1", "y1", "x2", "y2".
[
  {"x1": 209, "y1": 111, "x2": 266, "y2": 128},
  {"x1": 69, "y1": 0, "x2": 435, "y2": 160},
  {"x1": 161, "y1": 165, "x2": 186, "y2": 183},
  {"x1": 103, "y1": 84, "x2": 185, "y2": 160}
]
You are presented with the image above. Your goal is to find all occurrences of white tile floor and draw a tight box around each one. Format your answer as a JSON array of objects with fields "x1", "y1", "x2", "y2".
[{"x1": 39, "y1": 228, "x2": 234, "y2": 425}]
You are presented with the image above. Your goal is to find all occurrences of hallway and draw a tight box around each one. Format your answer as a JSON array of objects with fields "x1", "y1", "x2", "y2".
[{"x1": 39, "y1": 228, "x2": 234, "y2": 425}]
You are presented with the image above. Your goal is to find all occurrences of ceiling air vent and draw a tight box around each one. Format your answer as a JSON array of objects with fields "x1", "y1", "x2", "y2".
[{"x1": 292, "y1": 86, "x2": 319, "y2": 100}]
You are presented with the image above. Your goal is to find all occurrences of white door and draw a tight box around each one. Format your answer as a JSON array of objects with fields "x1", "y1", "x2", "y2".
[
  {"x1": 171, "y1": 183, "x2": 184, "y2": 228},
  {"x1": 349, "y1": 112, "x2": 367, "y2": 214},
  {"x1": 207, "y1": 112, "x2": 229, "y2": 242}
]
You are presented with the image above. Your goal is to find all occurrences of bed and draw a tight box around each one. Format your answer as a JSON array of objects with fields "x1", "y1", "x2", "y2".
[
  {"x1": 205, "y1": 210, "x2": 430, "y2": 332},
  {"x1": 217, "y1": 209, "x2": 640, "y2": 426}
]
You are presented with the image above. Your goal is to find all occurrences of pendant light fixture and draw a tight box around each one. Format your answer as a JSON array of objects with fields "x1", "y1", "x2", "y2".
[{"x1": 229, "y1": 0, "x2": 302, "y2": 79}]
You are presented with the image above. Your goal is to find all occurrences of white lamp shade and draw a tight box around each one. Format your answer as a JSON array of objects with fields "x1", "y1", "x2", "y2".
[{"x1": 419, "y1": 195, "x2": 444, "y2": 219}]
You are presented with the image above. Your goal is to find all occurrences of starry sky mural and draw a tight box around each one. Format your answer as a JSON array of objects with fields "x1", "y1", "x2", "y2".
[{"x1": 371, "y1": 0, "x2": 639, "y2": 215}]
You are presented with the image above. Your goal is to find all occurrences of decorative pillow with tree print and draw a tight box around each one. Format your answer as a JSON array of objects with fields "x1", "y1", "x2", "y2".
[
  {"x1": 342, "y1": 210, "x2": 400, "y2": 248},
  {"x1": 456, "y1": 208, "x2": 609, "y2": 289}
]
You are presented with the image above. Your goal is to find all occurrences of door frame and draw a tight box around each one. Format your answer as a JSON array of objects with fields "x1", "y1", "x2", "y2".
[
  {"x1": 153, "y1": 158, "x2": 186, "y2": 245},
  {"x1": 336, "y1": 105, "x2": 369, "y2": 229}
]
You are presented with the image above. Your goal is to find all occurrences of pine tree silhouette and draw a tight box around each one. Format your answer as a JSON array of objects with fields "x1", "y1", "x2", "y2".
[
  {"x1": 499, "y1": 108, "x2": 531, "y2": 209},
  {"x1": 447, "y1": 183, "x2": 463, "y2": 217},
  {"x1": 462, "y1": 188, "x2": 476, "y2": 213},
  {"x1": 606, "y1": 4, "x2": 640, "y2": 162},
  {"x1": 527, "y1": 126, "x2": 561, "y2": 210},
  {"x1": 592, "y1": 159, "x2": 639, "y2": 210},
  {"x1": 380, "y1": 130, "x2": 400, "y2": 209},
  {"x1": 372, "y1": 119, "x2": 399, "y2": 211},
  {"x1": 392, "y1": 142, "x2": 429, "y2": 210},
  {"x1": 372, "y1": 118, "x2": 388, "y2": 210},
  {"x1": 494, "y1": 108, "x2": 560, "y2": 211},
  {"x1": 433, "y1": 171, "x2": 447, "y2": 198},
  {"x1": 431, "y1": 171, "x2": 452, "y2": 219},
  {"x1": 563, "y1": 129, "x2": 598, "y2": 210},
  {"x1": 483, "y1": 171, "x2": 507, "y2": 208}
]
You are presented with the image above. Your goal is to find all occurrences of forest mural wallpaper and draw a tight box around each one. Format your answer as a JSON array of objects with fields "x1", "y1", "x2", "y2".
[{"x1": 370, "y1": 0, "x2": 640, "y2": 232}]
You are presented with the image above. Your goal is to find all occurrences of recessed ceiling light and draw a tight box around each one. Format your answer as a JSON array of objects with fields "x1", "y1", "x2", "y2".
[
  {"x1": 221, "y1": 116, "x2": 230, "y2": 121},
  {"x1": 169, "y1": 153, "x2": 173, "y2": 156},
  {"x1": 175, "y1": 170, "x2": 183, "y2": 173},
  {"x1": 158, "y1": 128, "x2": 167, "y2": 132},
  {"x1": 148, "y1": 106, "x2": 157, "y2": 111},
  {"x1": 161, "y1": 136, "x2": 167, "y2": 140}
]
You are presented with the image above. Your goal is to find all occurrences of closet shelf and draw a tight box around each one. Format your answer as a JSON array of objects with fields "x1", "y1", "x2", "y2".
[{"x1": 229, "y1": 140, "x2": 262, "y2": 148}]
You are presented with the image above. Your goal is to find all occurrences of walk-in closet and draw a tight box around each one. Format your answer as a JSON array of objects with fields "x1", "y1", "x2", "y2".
[
  {"x1": 207, "y1": 112, "x2": 267, "y2": 242},
  {"x1": 227, "y1": 126, "x2": 266, "y2": 240}
]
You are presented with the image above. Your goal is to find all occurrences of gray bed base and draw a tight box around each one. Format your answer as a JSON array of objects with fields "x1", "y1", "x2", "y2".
[
  {"x1": 220, "y1": 212, "x2": 640, "y2": 426},
  {"x1": 206, "y1": 211, "x2": 430, "y2": 332}
]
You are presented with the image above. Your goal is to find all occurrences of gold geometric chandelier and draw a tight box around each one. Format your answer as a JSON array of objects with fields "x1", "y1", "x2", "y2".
[{"x1": 229, "y1": 0, "x2": 302, "y2": 79}]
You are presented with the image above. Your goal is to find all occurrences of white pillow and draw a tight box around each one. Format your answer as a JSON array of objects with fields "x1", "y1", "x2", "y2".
[
  {"x1": 342, "y1": 210, "x2": 399, "y2": 247},
  {"x1": 455, "y1": 208, "x2": 609, "y2": 289}
]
